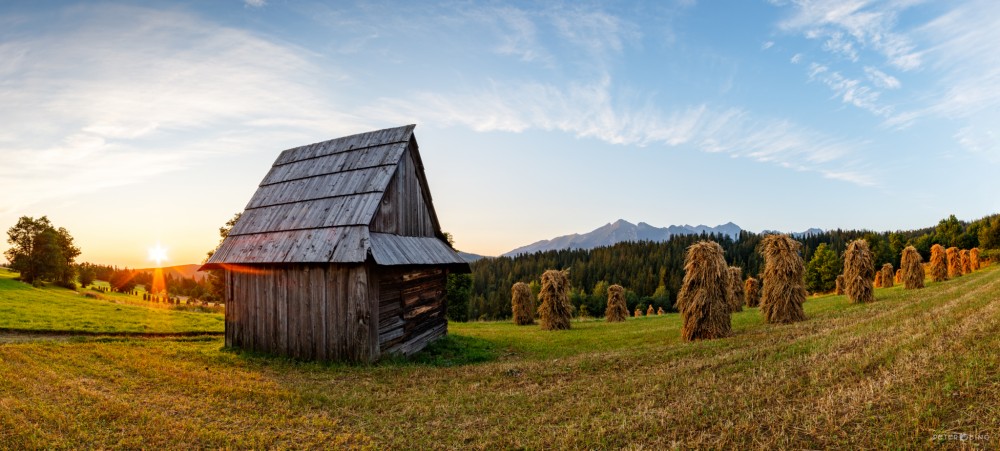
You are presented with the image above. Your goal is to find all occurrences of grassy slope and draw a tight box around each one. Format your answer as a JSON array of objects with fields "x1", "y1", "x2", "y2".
[
  {"x1": 0, "y1": 268, "x2": 222, "y2": 334},
  {"x1": 1, "y1": 266, "x2": 998, "y2": 448}
]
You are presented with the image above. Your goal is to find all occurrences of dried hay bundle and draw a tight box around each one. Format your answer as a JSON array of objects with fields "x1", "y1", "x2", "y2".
[
  {"x1": 759, "y1": 235, "x2": 807, "y2": 324},
  {"x1": 657, "y1": 307, "x2": 665, "y2": 315},
  {"x1": 971, "y1": 248, "x2": 980, "y2": 271},
  {"x1": 743, "y1": 277, "x2": 760, "y2": 307},
  {"x1": 727, "y1": 267, "x2": 744, "y2": 312},
  {"x1": 946, "y1": 247, "x2": 962, "y2": 278},
  {"x1": 873, "y1": 271, "x2": 883, "y2": 288},
  {"x1": 900, "y1": 246, "x2": 924, "y2": 289},
  {"x1": 880, "y1": 263, "x2": 894, "y2": 289},
  {"x1": 843, "y1": 239, "x2": 875, "y2": 303},
  {"x1": 634, "y1": 307, "x2": 642, "y2": 318},
  {"x1": 894, "y1": 269, "x2": 903, "y2": 284},
  {"x1": 605, "y1": 284, "x2": 628, "y2": 322},
  {"x1": 677, "y1": 241, "x2": 732, "y2": 340},
  {"x1": 646, "y1": 304, "x2": 655, "y2": 316},
  {"x1": 835, "y1": 274, "x2": 845, "y2": 295},
  {"x1": 537, "y1": 270, "x2": 572, "y2": 330},
  {"x1": 511, "y1": 282, "x2": 535, "y2": 325},
  {"x1": 960, "y1": 249, "x2": 972, "y2": 274},
  {"x1": 930, "y1": 244, "x2": 948, "y2": 282}
]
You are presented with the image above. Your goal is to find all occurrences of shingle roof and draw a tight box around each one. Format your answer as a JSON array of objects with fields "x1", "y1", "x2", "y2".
[{"x1": 204, "y1": 125, "x2": 468, "y2": 269}]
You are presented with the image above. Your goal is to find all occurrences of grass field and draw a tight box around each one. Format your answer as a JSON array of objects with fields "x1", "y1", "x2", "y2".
[
  {"x1": 1, "y1": 265, "x2": 998, "y2": 448},
  {"x1": 0, "y1": 268, "x2": 223, "y2": 334}
]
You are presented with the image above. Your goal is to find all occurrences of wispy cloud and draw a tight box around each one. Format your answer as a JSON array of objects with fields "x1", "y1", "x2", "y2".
[
  {"x1": 778, "y1": 0, "x2": 922, "y2": 70},
  {"x1": 244, "y1": 0, "x2": 266, "y2": 8},
  {"x1": 363, "y1": 76, "x2": 876, "y2": 186},
  {"x1": 808, "y1": 63, "x2": 892, "y2": 116},
  {"x1": 0, "y1": 4, "x2": 358, "y2": 212},
  {"x1": 762, "y1": 41, "x2": 775, "y2": 50},
  {"x1": 863, "y1": 66, "x2": 900, "y2": 89}
]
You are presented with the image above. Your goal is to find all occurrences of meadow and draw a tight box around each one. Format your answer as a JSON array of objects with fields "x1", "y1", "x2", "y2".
[
  {"x1": 1, "y1": 265, "x2": 998, "y2": 448},
  {"x1": 0, "y1": 267, "x2": 222, "y2": 334}
]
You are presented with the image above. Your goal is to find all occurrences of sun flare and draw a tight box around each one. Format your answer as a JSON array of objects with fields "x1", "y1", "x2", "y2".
[{"x1": 148, "y1": 243, "x2": 168, "y2": 267}]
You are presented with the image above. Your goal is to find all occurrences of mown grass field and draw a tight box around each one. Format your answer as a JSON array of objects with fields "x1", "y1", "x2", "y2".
[
  {"x1": 1, "y1": 265, "x2": 999, "y2": 448},
  {"x1": 0, "y1": 268, "x2": 223, "y2": 334}
]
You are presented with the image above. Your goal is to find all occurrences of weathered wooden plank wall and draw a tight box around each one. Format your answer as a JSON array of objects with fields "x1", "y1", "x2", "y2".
[
  {"x1": 370, "y1": 145, "x2": 436, "y2": 238},
  {"x1": 376, "y1": 266, "x2": 448, "y2": 356},
  {"x1": 223, "y1": 263, "x2": 379, "y2": 362}
]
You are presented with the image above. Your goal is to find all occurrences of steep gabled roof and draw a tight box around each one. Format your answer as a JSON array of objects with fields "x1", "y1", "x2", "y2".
[{"x1": 204, "y1": 125, "x2": 468, "y2": 269}]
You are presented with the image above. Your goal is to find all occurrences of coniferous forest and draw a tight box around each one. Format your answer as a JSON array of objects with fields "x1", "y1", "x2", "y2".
[{"x1": 458, "y1": 214, "x2": 1000, "y2": 321}]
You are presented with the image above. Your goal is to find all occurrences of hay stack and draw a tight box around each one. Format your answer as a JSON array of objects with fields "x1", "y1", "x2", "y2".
[
  {"x1": 873, "y1": 271, "x2": 883, "y2": 288},
  {"x1": 894, "y1": 269, "x2": 903, "y2": 284},
  {"x1": 657, "y1": 307, "x2": 665, "y2": 315},
  {"x1": 971, "y1": 248, "x2": 980, "y2": 271},
  {"x1": 759, "y1": 235, "x2": 807, "y2": 324},
  {"x1": 537, "y1": 270, "x2": 572, "y2": 330},
  {"x1": 511, "y1": 282, "x2": 535, "y2": 325},
  {"x1": 605, "y1": 284, "x2": 628, "y2": 322},
  {"x1": 835, "y1": 274, "x2": 845, "y2": 295},
  {"x1": 900, "y1": 246, "x2": 924, "y2": 289},
  {"x1": 677, "y1": 241, "x2": 732, "y2": 340},
  {"x1": 843, "y1": 239, "x2": 875, "y2": 304},
  {"x1": 960, "y1": 249, "x2": 972, "y2": 275},
  {"x1": 946, "y1": 247, "x2": 962, "y2": 278},
  {"x1": 634, "y1": 307, "x2": 642, "y2": 318},
  {"x1": 880, "y1": 263, "x2": 894, "y2": 289},
  {"x1": 743, "y1": 277, "x2": 760, "y2": 307},
  {"x1": 930, "y1": 244, "x2": 948, "y2": 282},
  {"x1": 727, "y1": 267, "x2": 744, "y2": 312},
  {"x1": 646, "y1": 304, "x2": 655, "y2": 316}
]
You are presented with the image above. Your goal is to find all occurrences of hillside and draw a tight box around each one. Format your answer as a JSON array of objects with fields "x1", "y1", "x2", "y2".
[
  {"x1": 0, "y1": 268, "x2": 222, "y2": 334},
  {"x1": 0, "y1": 264, "x2": 997, "y2": 447}
]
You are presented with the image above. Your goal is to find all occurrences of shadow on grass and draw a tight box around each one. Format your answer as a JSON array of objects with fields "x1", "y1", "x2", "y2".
[{"x1": 223, "y1": 334, "x2": 499, "y2": 368}]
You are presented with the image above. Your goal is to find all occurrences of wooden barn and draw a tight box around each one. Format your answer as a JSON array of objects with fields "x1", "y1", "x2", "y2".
[{"x1": 202, "y1": 125, "x2": 469, "y2": 362}]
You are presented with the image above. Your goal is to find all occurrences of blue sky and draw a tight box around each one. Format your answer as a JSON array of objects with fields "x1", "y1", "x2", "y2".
[{"x1": 1, "y1": 0, "x2": 998, "y2": 266}]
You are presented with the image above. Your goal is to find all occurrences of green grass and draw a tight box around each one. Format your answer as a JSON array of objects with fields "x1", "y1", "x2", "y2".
[
  {"x1": 0, "y1": 268, "x2": 222, "y2": 334},
  {"x1": 1, "y1": 265, "x2": 999, "y2": 448}
]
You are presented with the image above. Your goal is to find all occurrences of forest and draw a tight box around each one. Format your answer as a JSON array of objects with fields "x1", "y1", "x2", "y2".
[{"x1": 456, "y1": 214, "x2": 1000, "y2": 321}]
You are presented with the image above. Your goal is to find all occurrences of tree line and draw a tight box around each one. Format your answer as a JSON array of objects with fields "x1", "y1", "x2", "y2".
[{"x1": 452, "y1": 213, "x2": 999, "y2": 321}]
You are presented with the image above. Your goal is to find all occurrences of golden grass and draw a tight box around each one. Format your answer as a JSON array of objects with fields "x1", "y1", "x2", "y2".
[{"x1": 2, "y1": 266, "x2": 998, "y2": 448}]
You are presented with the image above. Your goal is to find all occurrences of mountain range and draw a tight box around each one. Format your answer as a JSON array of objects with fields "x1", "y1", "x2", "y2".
[{"x1": 502, "y1": 219, "x2": 745, "y2": 257}]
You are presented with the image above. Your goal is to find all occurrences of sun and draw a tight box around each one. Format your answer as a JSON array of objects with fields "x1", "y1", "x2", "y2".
[{"x1": 148, "y1": 243, "x2": 168, "y2": 267}]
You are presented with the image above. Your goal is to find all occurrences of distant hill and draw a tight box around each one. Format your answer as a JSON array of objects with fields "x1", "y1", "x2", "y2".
[
  {"x1": 457, "y1": 251, "x2": 487, "y2": 263},
  {"x1": 502, "y1": 219, "x2": 743, "y2": 257},
  {"x1": 134, "y1": 264, "x2": 206, "y2": 281}
]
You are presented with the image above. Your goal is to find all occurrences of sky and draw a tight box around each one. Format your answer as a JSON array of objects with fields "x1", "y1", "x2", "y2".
[{"x1": 1, "y1": 0, "x2": 999, "y2": 267}]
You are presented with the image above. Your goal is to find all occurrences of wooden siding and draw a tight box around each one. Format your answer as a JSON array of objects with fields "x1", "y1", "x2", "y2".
[
  {"x1": 224, "y1": 263, "x2": 379, "y2": 362},
  {"x1": 370, "y1": 146, "x2": 435, "y2": 237},
  {"x1": 369, "y1": 233, "x2": 467, "y2": 266},
  {"x1": 377, "y1": 266, "x2": 448, "y2": 356}
]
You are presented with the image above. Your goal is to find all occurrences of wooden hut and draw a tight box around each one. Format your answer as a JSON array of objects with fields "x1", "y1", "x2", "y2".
[{"x1": 202, "y1": 125, "x2": 469, "y2": 362}]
